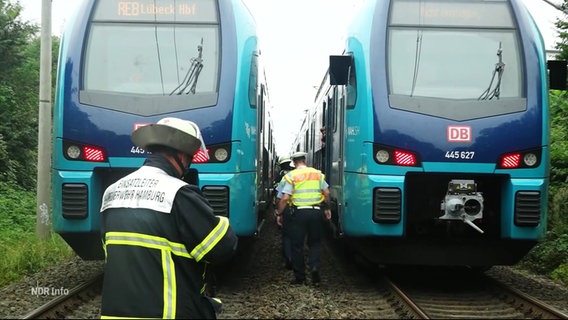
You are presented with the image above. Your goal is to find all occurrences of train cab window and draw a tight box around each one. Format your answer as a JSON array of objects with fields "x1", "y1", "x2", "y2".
[
  {"x1": 346, "y1": 64, "x2": 357, "y2": 109},
  {"x1": 386, "y1": 0, "x2": 526, "y2": 121},
  {"x1": 249, "y1": 54, "x2": 259, "y2": 108},
  {"x1": 80, "y1": 0, "x2": 220, "y2": 116},
  {"x1": 329, "y1": 95, "x2": 337, "y2": 133}
]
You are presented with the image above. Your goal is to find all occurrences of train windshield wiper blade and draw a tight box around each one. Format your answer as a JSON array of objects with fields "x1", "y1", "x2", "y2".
[
  {"x1": 478, "y1": 42, "x2": 505, "y2": 100},
  {"x1": 170, "y1": 38, "x2": 204, "y2": 95}
]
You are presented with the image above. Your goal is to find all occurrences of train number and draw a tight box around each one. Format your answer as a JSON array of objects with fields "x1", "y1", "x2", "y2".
[
  {"x1": 130, "y1": 146, "x2": 147, "y2": 154},
  {"x1": 445, "y1": 151, "x2": 475, "y2": 160}
]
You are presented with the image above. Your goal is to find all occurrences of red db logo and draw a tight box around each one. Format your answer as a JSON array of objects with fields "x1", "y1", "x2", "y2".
[{"x1": 447, "y1": 126, "x2": 471, "y2": 142}]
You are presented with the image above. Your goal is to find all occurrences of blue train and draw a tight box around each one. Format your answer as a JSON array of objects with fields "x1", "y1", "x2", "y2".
[
  {"x1": 293, "y1": 0, "x2": 567, "y2": 267},
  {"x1": 52, "y1": 0, "x2": 276, "y2": 260}
]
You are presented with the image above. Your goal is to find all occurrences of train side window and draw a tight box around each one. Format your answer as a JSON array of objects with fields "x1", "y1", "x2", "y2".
[
  {"x1": 249, "y1": 54, "x2": 259, "y2": 108},
  {"x1": 329, "y1": 95, "x2": 337, "y2": 133},
  {"x1": 346, "y1": 65, "x2": 357, "y2": 109},
  {"x1": 322, "y1": 101, "x2": 327, "y2": 127},
  {"x1": 310, "y1": 122, "x2": 315, "y2": 150}
]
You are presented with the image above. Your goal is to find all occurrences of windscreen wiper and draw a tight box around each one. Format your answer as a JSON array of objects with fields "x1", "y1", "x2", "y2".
[
  {"x1": 170, "y1": 38, "x2": 204, "y2": 95},
  {"x1": 478, "y1": 42, "x2": 505, "y2": 100}
]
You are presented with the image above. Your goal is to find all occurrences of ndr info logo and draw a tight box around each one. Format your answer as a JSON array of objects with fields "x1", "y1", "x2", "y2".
[{"x1": 30, "y1": 282, "x2": 69, "y2": 296}]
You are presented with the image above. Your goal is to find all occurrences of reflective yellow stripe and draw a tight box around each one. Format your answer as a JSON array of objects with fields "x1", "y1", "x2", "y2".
[
  {"x1": 190, "y1": 216, "x2": 230, "y2": 262},
  {"x1": 104, "y1": 231, "x2": 187, "y2": 318},
  {"x1": 162, "y1": 251, "x2": 176, "y2": 318},
  {"x1": 103, "y1": 228, "x2": 227, "y2": 317},
  {"x1": 105, "y1": 232, "x2": 191, "y2": 259},
  {"x1": 102, "y1": 238, "x2": 108, "y2": 261}
]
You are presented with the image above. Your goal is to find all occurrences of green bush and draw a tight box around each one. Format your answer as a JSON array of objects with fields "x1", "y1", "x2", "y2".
[
  {"x1": 549, "y1": 185, "x2": 568, "y2": 235},
  {"x1": 0, "y1": 234, "x2": 74, "y2": 286},
  {"x1": 519, "y1": 233, "x2": 568, "y2": 273},
  {"x1": 551, "y1": 263, "x2": 568, "y2": 286},
  {"x1": 0, "y1": 182, "x2": 75, "y2": 286},
  {"x1": 517, "y1": 185, "x2": 568, "y2": 285},
  {"x1": 516, "y1": 92, "x2": 568, "y2": 286}
]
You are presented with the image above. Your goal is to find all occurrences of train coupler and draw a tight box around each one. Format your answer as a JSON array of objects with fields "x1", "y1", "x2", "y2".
[{"x1": 439, "y1": 179, "x2": 485, "y2": 234}]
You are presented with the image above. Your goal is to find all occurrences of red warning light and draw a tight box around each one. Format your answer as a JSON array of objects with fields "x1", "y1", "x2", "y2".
[
  {"x1": 192, "y1": 149, "x2": 210, "y2": 163},
  {"x1": 394, "y1": 150, "x2": 416, "y2": 166},
  {"x1": 83, "y1": 146, "x2": 106, "y2": 162},
  {"x1": 500, "y1": 153, "x2": 521, "y2": 168}
]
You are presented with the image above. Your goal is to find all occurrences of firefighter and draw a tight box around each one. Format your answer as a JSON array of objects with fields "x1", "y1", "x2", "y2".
[
  {"x1": 275, "y1": 151, "x2": 332, "y2": 286},
  {"x1": 99, "y1": 117, "x2": 238, "y2": 319}
]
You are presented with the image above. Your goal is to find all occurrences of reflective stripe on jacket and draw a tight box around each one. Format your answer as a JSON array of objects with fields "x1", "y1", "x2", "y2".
[{"x1": 283, "y1": 167, "x2": 326, "y2": 206}]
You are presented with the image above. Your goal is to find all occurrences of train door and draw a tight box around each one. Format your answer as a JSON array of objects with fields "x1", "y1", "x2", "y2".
[
  {"x1": 320, "y1": 102, "x2": 328, "y2": 175},
  {"x1": 254, "y1": 57, "x2": 268, "y2": 216},
  {"x1": 327, "y1": 54, "x2": 352, "y2": 236},
  {"x1": 327, "y1": 86, "x2": 347, "y2": 236}
]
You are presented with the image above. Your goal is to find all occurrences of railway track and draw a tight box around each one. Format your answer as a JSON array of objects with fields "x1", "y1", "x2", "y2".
[
  {"x1": 21, "y1": 273, "x2": 103, "y2": 319},
  {"x1": 10, "y1": 210, "x2": 568, "y2": 319},
  {"x1": 382, "y1": 273, "x2": 568, "y2": 319},
  {"x1": 325, "y1": 233, "x2": 568, "y2": 319}
]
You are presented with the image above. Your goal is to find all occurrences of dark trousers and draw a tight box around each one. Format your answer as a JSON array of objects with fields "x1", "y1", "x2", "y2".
[
  {"x1": 281, "y1": 207, "x2": 292, "y2": 265},
  {"x1": 288, "y1": 208, "x2": 323, "y2": 281}
]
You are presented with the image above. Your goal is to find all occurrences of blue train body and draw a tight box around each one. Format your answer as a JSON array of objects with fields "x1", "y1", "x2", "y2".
[
  {"x1": 295, "y1": 0, "x2": 565, "y2": 266},
  {"x1": 52, "y1": 0, "x2": 275, "y2": 259}
]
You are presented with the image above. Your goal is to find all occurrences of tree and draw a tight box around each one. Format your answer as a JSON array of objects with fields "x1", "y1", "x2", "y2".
[
  {"x1": 0, "y1": 0, "x2": 39, "y2": 189},
  {"x1": 551, "y1": 1, "x2": 568, "y2": 186},
  {"x1": 555, "y1": 1, "x2": 568, "y2": 60}
]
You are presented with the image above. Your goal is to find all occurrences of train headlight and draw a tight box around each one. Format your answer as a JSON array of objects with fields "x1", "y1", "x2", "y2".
[
  {"x1": 66, "y1": 145, "x2": 81, "y2": 159},
  {"x1": 523, "y1": 153, "x2": 538, "y2": 167},
  {"x1": 214, "y1": 148, "x2": 228, "y2": 162},
  {"x1": 193, "y1": 143, "x2": 231, "y2": 163},
  {"x1": 373, "y1": 144, "x2": 421, "y2": 167},
  {"x1": 497, "y1": 148, "x2": 541, "y2": 169},
  {"x1": 375, "y1": 149, "x2": 389, "y2": 163},
  {"x1": 62, "y1": 140, "x2": 107, "y2": 162}
]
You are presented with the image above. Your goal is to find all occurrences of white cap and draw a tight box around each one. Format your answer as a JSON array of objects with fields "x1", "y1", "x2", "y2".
[{"x1": 291, "y1": 151, "x2": 307, "y2": 160}]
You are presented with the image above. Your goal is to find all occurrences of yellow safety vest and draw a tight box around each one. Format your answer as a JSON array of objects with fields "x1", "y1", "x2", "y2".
[{"x1": 284, "y1": 167, "x2": 325, "y2": 206}]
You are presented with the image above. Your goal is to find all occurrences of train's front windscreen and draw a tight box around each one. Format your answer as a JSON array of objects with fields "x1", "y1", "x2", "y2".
[
  {"x1": 80, "y1": 0, "x2": 220, "y2": 115},
  {"x1": 387, "y1": 0, "x2": 525, "y2": 121}
]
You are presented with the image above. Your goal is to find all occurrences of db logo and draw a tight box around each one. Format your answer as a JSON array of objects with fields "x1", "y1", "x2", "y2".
[{"x1": 447, "y1": 126, "x2": 471, "y2": 142}]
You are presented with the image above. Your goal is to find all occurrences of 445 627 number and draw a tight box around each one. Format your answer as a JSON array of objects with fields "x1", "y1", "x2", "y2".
[
  {"x1": 131, "y1": 146, "x2": 147, "y2": 154},
  {"x1": 445, "y1": 151, "x2": 475, "y2": 159}
]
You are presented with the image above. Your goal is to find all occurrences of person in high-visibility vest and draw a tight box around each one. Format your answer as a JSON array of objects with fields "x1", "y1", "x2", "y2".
[
  {"x1": 100, "y1": 117, "x2": 238, "y2": 319},
  {"x1": 275, "y1": 151, "x2": 332, "y2": 286}
]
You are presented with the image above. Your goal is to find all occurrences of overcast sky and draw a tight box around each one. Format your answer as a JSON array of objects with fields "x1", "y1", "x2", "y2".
[{"x1": 19, "y1": 0, "x2": 566, "y2": 155}]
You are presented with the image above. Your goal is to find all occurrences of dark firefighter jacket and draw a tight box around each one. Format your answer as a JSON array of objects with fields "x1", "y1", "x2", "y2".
[{"x1": 99, "y1": 154, "x2": 238, "y2": 319}]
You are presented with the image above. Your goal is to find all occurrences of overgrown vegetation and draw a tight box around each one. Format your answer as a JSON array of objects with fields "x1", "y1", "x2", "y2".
[
  {"x1": 0, "y1": 182, "x2": 74, "y2": 286},
  {"x1": 517, "y1": 92, "x2": 568, "y2": 285},
  {"x1": 0, "y1": 0, "x2": 72, "y2": 287}
]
